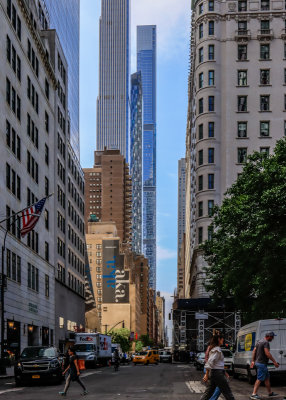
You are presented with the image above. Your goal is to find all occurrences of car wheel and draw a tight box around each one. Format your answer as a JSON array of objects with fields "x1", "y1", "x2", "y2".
[
  {"x1": 145, "y1": 361, "x2": 149, "y2": 366},
  {"x1": 133, "y1": 363, "x2": 136, "y2": 366}
]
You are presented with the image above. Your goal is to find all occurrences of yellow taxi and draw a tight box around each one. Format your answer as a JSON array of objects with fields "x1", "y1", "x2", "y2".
[{"x1": 133, "y1": 350, "x2": 159, "y2": 365}]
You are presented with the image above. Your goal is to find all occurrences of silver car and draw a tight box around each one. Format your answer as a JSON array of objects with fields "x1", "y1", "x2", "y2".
[{"x1": 159, "y1": 350, "x2": 172, "y2": 363}]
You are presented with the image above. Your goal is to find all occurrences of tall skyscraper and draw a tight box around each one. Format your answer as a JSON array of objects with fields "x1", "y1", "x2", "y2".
[
  {"x1": 43, "y1": 0, "x2": 80, "y2": 157},
  {"x1": 96, "y1": 0, "x2": 130, "y2": 160},
  {"x1": 137, "y1": 25, "x2": 157, "y2": 290},
  {"x1": 130, "y1": 72, "x2": 143, "y2": 254},
  {"x1": 184, "y1": 0, "x2": 286, "y2": 299},
  {"x1": 177, "y1": 158, "x2": 186, "y2": 254}
]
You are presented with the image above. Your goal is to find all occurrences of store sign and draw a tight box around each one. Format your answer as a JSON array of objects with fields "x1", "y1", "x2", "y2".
[
  {"x1": 102, "y1": 240, "x2": 129, "y2": 303},
  {"x1": 29, "y1": 302, "x2": 38, "y2": 314}
]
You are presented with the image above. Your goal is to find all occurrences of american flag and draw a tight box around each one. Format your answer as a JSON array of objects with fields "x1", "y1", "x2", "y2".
[{"x1": 21, "y1": 197, "x2": 47, "y2": 237}]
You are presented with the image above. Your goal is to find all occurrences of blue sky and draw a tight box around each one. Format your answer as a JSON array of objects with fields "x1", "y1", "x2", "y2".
[{"x1": 80, "y1": 0, "x2": 190, "y2": 328}]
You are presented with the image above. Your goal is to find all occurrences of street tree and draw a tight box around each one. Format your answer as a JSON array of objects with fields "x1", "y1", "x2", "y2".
[
  {"x1": 202, "y1": 138, "x2": 286, "y2": 320},
  {"x1": 140, "y1": 334, "x2": 154, "y2": 348},
  {"x1": 108, "y1": 328, "x2": 131, "y2": 353},
  {"x1": 135, "y1": 340, "x2": 143, "y2": 352}
]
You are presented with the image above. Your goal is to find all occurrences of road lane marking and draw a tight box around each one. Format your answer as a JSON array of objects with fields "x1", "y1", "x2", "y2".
[
  {"x1": 82, "y1": 370, "x2": 103, "y2": 378},
  {"x1": 0, "y1": 388, "x2": 24, "y2": 395},
  {"x1": 186, "y1": 380, "x2": 205, "y2": 393}
]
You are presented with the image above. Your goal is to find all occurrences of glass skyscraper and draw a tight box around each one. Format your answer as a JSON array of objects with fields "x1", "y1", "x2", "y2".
[
  {"x1": 43, "y1": 0, "x2": 80, "y2": 157},
  {"x1": 96, "y1": 0, "x2": 130, "y2": 160},
  {"x1": 130, "y1": 72, "x2": 143, "y2": 254},
  {"x1": 137, "y1": 25, "x2": 157, "y2": 290}
]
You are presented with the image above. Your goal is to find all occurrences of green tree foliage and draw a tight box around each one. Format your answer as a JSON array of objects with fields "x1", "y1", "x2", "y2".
[
  {"x1": 135, "y1": 340, "x2": 143, "y2": 352},
  {"x1": 108, "y1": 328, "x2": 131, "y2": 353},
  {"x1": 140, "y1": 334, "x2": 154, "y2": 348},
  {"x1": 202, "y1": 139, "x2": 286, "y2": 319}
]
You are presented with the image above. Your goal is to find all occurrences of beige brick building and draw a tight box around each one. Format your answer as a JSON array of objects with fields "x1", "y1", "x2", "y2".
[{"x1": 185, "y1": 0, "x2": 286, "y2": 298}]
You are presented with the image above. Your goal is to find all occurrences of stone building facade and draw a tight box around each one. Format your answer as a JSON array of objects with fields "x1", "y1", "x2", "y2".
[{"x1": 185, "y1": 0, "x2": 286, "y2": 297}]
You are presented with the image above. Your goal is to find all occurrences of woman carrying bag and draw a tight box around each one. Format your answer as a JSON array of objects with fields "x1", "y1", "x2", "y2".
[
  {"x1": 201, "y1": 334, "x2": 235, "y2": 400},
  {"x1": 59, "y1": 347, "x2": 88, "y2": 396}
]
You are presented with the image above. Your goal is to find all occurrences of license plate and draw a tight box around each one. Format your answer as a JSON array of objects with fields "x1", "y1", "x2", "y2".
[
  {"x1": 32, "y1": 375, "x2": 40, "y2": 379},
  {"x1": 224, "y1": 366, "x2": 229, "y2": 369}
]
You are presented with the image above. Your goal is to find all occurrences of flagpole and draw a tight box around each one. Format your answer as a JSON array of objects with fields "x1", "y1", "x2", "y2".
[{"x1": 0, "y1": 193, "x2": 53, "y2": 374}]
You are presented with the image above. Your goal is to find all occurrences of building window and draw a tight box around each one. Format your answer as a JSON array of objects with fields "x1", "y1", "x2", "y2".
[
  {"x1": 45, "y1": 275, "x2": 49, "y2": 297},
  {"x1": 45, "y1": 79, "x2": 49, "y2": 99},
  {"x1": 45, "y1": 241, "x2": 49, "y2": 262},
  {"x1": 199, "y1": 47, "x2": 204, "y2": 63},
  {"x1": 238, "y1": 70, "x2": 247, "y2": 86},
  {"x1": 260, "y1": 69, "x2": 270, "y2": 85},
  {"x1": 209, "y1": 21, "x2": 214, "y2": 35},
  {"x1": 284, "y1": 121, "x2": 286, "y2": 136},
  {"x1": 261, "y1": 0, "x2": 270, "y2": 10},
  {"x1": 44, "y1": 209, "x2": 49, "y2": 230},
  {"x1": 208, "y1": 70, "x2": 215, "y2": 86},
  {"x1": 199, "y1": 98, "x2": 204, "y2": 114},
  {"x1": 199, "y1": 23, "x2": 203, "y2": 39},
  {"x1": 261, "y1": 20, "x2": 270, "y2": 33},
  {"x1": 45, "y1": 111, "x2": 49, "y2": 133},
  {"x1": 208, "y1": 148, "x2": 214, "y2": 163},
  {"x1": 198, "y1": 201, "x2": 203, "y2": 217},
  {"x1": 45, "y1": 144, "x2": 49, "y2": 165},
  {"x1": 199, "y1": 3, "x2": 203, "y2": 13},
  {"x1": 208, "y1": 45, "x2": 215, "y2": 60},
  {"x1": 284, "y1": 95, "x2": 286, "y2": 110},
  {"x1": 208, "y1": 226, "x2": 213, "y2": 241},
  {"x1": 238, "y1": 96, "x2": 247, "y2": 112},
  {"x1": 199, "y1": 72, "x2": 204, "y2": 89},
  {"x1": 238, "y1": 45, "x2": 247, "y2": 60},
  {"x1": 260, "y1": 147, "x2": 270, "y2": 156},
  {"x1": 237, "y1": 122, "x2": 247, "y2": 137},
  {"x1": 208, "y1": 200, "x2": 214, "y2": 216},
  {"x1": 208, "y1": 122, "x2": 215, "y2": 137},
  {"x1": 198, "y1": 150, "x2": 203, "y2": 166},
  {"x1": 199, "y1": 124, "x2": 203, "y2": 140},
  {"x1": 260, "y1": 121, "x2": 270, "y2": 137},
  {"x1": 198, "y1": 227, "x2": 203, "y2": 244},
  {"x1": 27, "y1": 263, "x2": 39, "y2": 292},
  {"x1": 208, "y1": 0, "x2": 214, "y2": 11},
  {"x1": 238, "y1": 0, "x2": 247, "y2": 11},
  {"x1": 260, "y1": 95, "x2": 270, "y2": 111},
  {"x1": 238, "y1": 148, "x2": 247, "y2": 163},
  {"x1": 208, "y1": 174, "x2": 214, "y2": 189},
  {"x1": 260, "y1": 44, "x2": 270, "y2": 60},
  {"x1": 198, "y1": 175, "x2": 203, "y2": 191},
  {"x1": 208, "y1": 96, "x2": 215, "y2": 112},
  {"x1": 238, "y1": 20, "x2": 247, "y2": 32}
]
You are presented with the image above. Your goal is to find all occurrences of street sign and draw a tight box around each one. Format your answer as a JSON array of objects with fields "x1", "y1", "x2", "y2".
[{"x1": 195, "y1": 312, "x2": 208, "y2": 320}]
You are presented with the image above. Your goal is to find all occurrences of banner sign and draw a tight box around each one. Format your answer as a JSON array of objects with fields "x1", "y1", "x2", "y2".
[{"x1": 102, "y1": 240, "x2": 129, "y2": 303}]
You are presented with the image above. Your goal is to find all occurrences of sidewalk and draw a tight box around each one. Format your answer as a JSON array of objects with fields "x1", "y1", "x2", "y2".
[{"x1": 0, "y1": 367, "x2": 14, "y2": 379}]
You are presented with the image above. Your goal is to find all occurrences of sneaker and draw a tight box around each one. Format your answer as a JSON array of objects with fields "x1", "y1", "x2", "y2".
[
  {"x1": 269, "y1": 393, "x2": 278, "y2": 397},
  {"x1": 250, "y1": 395, "x2": 261, "y2": 400},
  {"x1": 81, "y1": 391, "x2": 89, "y2": 396},
  {"x1": 59, "y1": 392, "x2": 66, "y2": 397}
]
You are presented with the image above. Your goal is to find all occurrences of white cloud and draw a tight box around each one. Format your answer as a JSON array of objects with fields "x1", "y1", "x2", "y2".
[
  {"x1": 157, "y1": 245, "x2": 177, "y2": 260},
  {"x1": 131, "y1": 0, "x2": 190, "y2": 69}
]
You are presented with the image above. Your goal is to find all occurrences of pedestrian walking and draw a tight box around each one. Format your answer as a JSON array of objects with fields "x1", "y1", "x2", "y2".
[
  {"x1": 59, "y1": 347, "x2": 88, "y2": 396},
  {"x1": 201, "y1": 334, "x2": 235, "y2": 400},
  {"x1": 204, "y1": 341, "x2": 221, "y2": 400},
  {"x1": 250, "y1": 332, "x2": 279, "y2": 399}
]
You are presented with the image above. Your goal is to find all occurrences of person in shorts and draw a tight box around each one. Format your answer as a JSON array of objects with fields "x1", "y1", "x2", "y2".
[{"x1": 250, "y1": 332, "x2": 279, "y2": 399}]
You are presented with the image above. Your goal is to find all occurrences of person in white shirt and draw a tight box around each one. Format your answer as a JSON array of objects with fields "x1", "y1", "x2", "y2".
[{"x1": 201, "y1": 334, "x2": 235, "y2": 400}]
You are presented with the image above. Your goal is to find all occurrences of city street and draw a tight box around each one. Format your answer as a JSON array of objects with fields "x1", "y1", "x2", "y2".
[{"x1": 0, "y1": 363, "x2": 286, "y2": 399}]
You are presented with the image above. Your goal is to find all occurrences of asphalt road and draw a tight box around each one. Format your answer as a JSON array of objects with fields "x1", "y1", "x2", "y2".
[{"x1": 0, "y1": 363, "x2": 286, "y2": 399}]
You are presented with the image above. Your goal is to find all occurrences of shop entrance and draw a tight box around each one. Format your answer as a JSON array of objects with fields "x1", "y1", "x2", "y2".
[{"x1": 6, "y1": 320, "x2": 21, "y2": 360}]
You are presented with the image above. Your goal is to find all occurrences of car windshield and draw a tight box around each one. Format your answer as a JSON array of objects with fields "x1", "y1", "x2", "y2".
[
  {"x1": 198, "y1": 353, "x2": 205, "y2": 359},
  {"x1": 138, "y1": 351, "x2": 147, "y2": 355},
  {"x1": 74, "y1": 344, "x2": 94, "y2": 352},
  {"x1": 222, "y1": 350, "x2": 233, "y2": 358},
  {"x1": 21, "y1": 347, "x2": 56, "y2": 359},
  {"x1": 160, "y1": 351, "x2": 171, "y2": 355}
]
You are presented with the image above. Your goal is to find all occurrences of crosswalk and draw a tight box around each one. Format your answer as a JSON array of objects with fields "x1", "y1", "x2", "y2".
[{"x1": 185, "y1": 381, "x2": 223, "y2": 398}]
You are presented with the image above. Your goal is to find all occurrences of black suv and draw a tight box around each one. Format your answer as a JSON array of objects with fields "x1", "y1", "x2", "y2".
[{"x1": 14, "y1": 346, "x2": 63, "y2": 386}]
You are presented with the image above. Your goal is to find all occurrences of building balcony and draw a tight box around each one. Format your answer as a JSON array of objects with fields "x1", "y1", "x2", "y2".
[
  {"x1": 257, "y1": 29, "x2": 274, "y2": 41},
  {"x1": 235, "y1": 29, "x2": 251, "y2": 41},
  {"x1": 281, "y1": 29, "x2": 286, "y2": 39}
]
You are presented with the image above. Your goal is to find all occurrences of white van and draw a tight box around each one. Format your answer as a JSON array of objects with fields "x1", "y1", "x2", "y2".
[{"x1": 233, "y1": 319, "x2": 286, "y2": 383}]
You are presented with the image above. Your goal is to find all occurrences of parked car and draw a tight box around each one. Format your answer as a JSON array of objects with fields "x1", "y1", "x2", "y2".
[
  {"x1": 159, "y1": 350, "x2": 172, "y2": 363},
  {"x1": 221, "y1": 349, "x2": 233, "y2": 373},
  {"x1": 233, "y1": 319, "x2": 286, "y2": 383},
  {"x1": 14, "y1": 346, "x2": 63, "y2": 386},
  {"x1": 195, "y1": 352, "x2": 205, "y2": 371}
]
